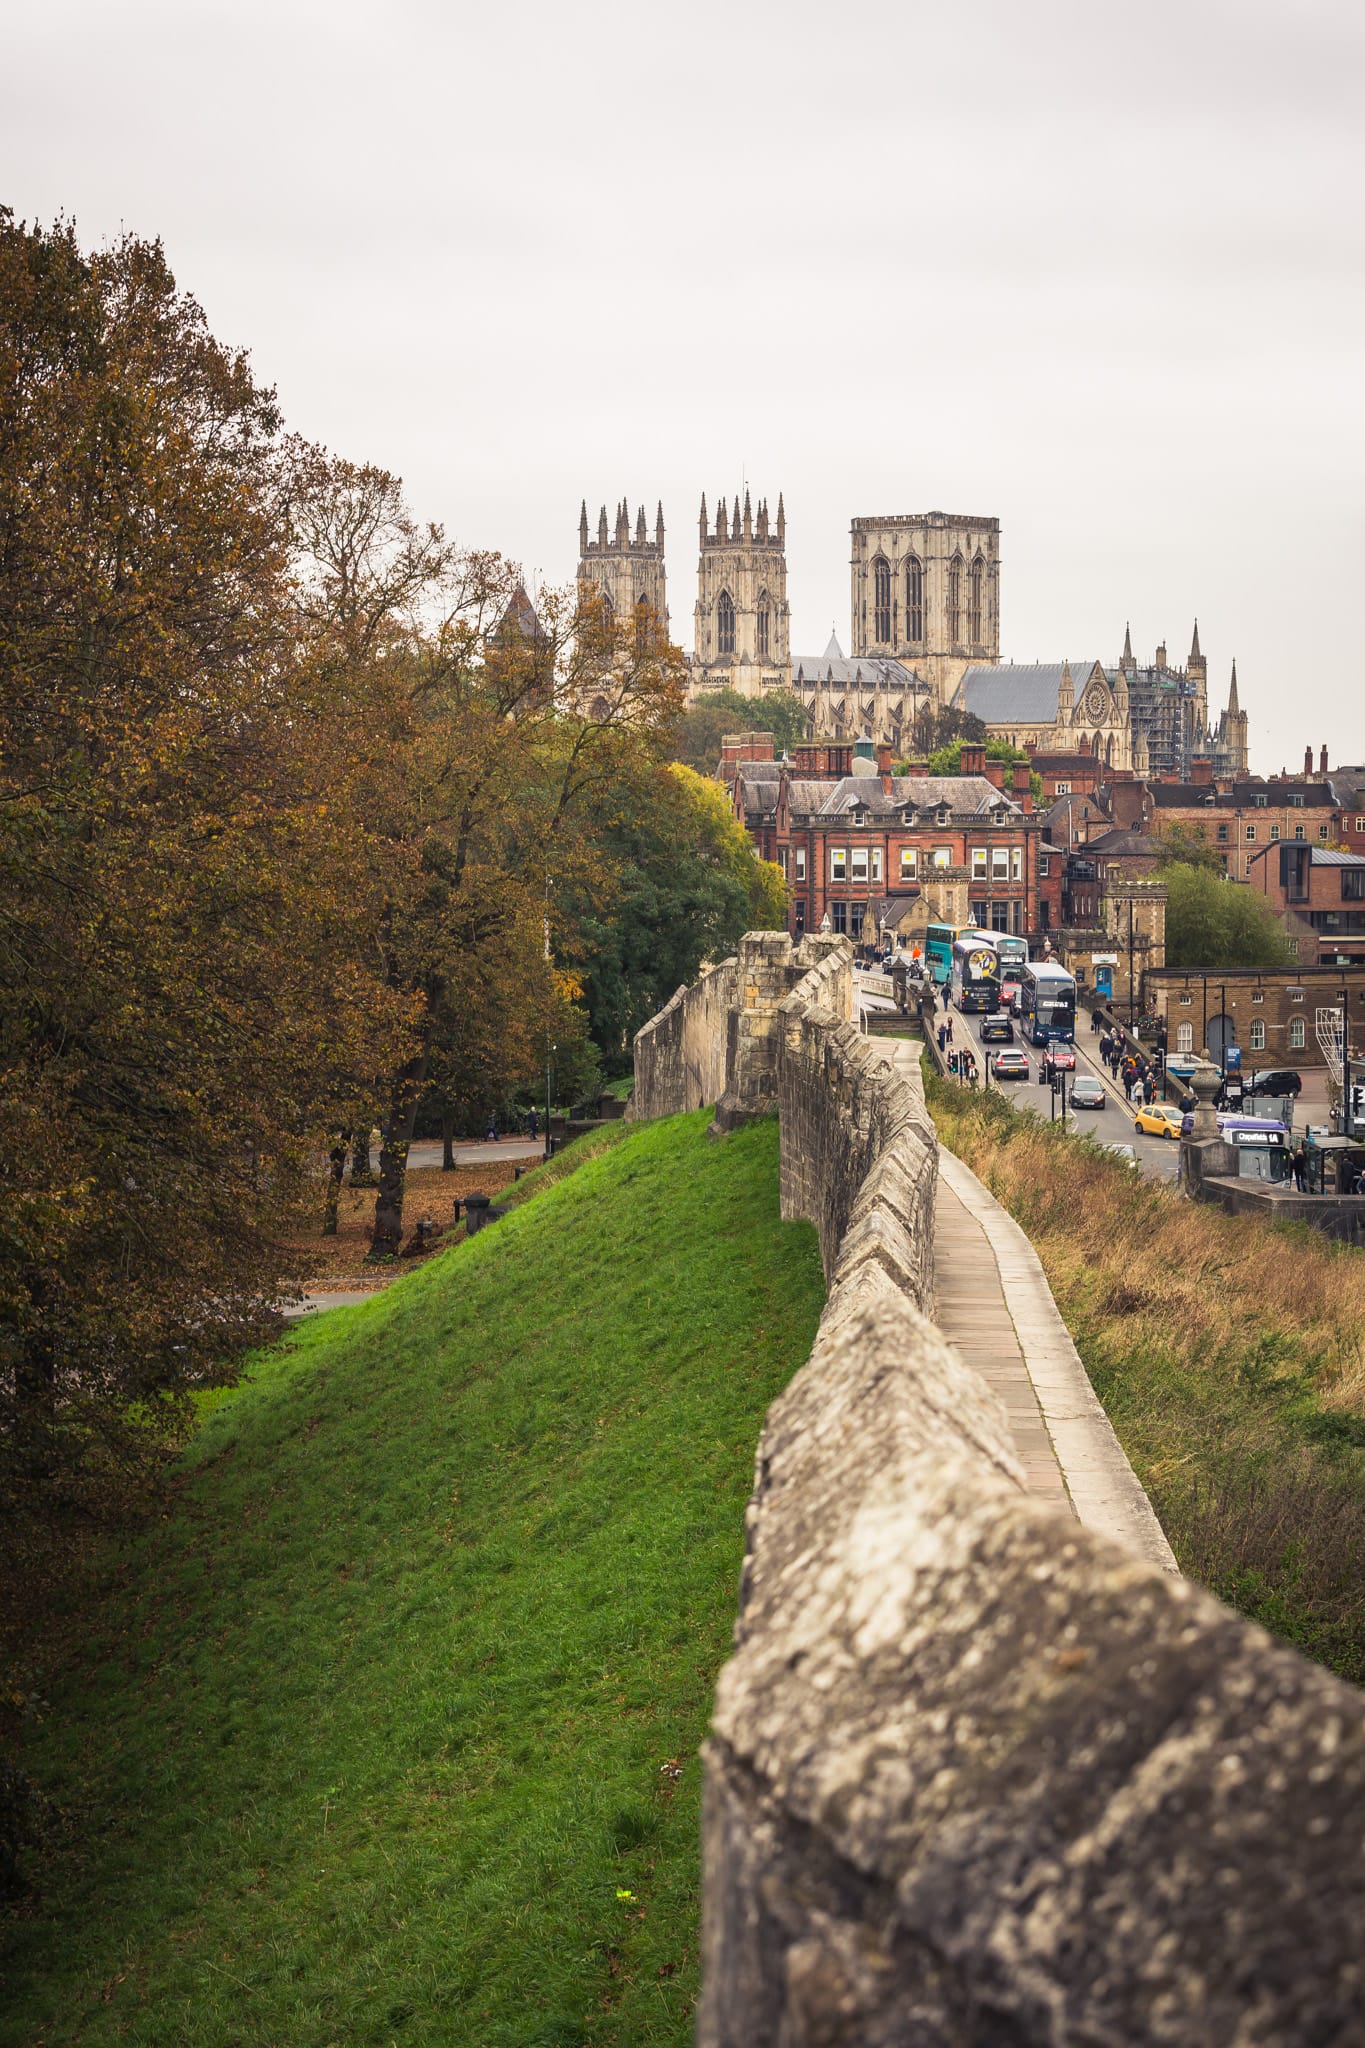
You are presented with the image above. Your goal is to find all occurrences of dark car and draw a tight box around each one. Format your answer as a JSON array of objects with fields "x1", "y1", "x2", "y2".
[
  {"x1": 1070, "y1": 1075, "x2": 1106, "y2": 1110},
  {"x1": 1247, "y1": 1068, "x2": 1302, "y2": 1098},
  {"x1": 991, "y1": 1049, "x2": 1030, "y2": 1081},
  {"x1": 980, "y1": 1014, "x2": 1014, "y2": 1044}
]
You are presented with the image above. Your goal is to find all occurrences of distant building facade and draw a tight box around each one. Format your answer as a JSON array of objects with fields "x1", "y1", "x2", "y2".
[
  {"x1": 571, "y1": 499, "x2": 1258, "y2": 775},
  {"x1": 848, "y1": 511, "x2": 1001, "y2": 704},
  {"x1": 577, "y1": 499, "x2": 668, "y2": 638}
]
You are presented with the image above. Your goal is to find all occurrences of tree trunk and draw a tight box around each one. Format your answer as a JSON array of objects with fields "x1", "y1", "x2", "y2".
[
  {"x1": 441, "y1": 1111, "x2": 455, "y2": 1171},
  {"x1": 350, "y1": 1125, "x2": 376, "y2": 1188},
  {"x1": 368, "y1": 1051, "x2": 430, "y2": 1258},
  {"x1": 322, "y1": 1132, "x2": 349, "y2": 1235}
]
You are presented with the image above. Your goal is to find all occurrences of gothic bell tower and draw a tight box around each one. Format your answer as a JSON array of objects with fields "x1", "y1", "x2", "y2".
[{"x1": 691, "y1": 488, "x2": 790, "y2": 697}]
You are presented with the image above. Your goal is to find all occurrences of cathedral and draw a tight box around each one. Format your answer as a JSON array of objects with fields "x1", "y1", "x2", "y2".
[{"x1": 575, "y1": 494, "x2": 1251, "y2": 775}]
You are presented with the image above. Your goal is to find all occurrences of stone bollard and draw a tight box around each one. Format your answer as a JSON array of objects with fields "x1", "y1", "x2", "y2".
[{"x1": 464, "y1": 1193, "x2": 491, "y2": 1234}]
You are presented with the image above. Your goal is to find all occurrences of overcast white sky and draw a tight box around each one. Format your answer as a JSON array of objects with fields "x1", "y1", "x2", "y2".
[{"x1": 5, "y1": 0, "x2": 1362, "y2": 772}]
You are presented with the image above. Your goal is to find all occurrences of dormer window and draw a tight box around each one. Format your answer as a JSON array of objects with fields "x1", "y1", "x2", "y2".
[{"x1": 936, "y1": 809, "x2": 950, "y2": 827}]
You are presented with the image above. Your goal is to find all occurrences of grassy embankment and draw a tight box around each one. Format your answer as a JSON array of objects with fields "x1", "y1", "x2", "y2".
[
  {"x1": 3, "y1": 1112, "x2": 824, "y2": 2048},
  {"x1": 927, "y1": 1066, "x2": 1365, "y2": 1685}
]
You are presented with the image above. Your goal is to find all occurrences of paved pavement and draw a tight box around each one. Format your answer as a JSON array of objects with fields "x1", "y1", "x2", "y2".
[{"x1": 406, "y1": 1138, "x2": 544, "y2": 1169}]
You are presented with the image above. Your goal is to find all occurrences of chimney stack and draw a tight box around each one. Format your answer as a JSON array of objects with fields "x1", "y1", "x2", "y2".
[
  {"x1": 1320, "y1": 744, "x2": 1329, "y2": 775},
  {"x1": 1012, "y1": 762, "x2": 1034, "y2": 812},
  {"x1": 960, "y1": 742, "x2": 987, "y2": 777}
]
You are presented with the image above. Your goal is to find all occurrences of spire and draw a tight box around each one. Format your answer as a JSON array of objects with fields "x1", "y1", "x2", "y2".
[
  {"x1": 715, "y1": 496, "x2": 727, "y2": 541},
  {"x1": 742, "y1": 488, "x2": 752, "y2": 540},
  {"x1": 579, "y1": 499, "x2": 589, "y2": 552},
  {"x1": 699, "y1": 493, "x2": 707, "y2": 543},
  {"x1": 1122, "y1": 620, "x2": 1133, "y2": 666},
  {"x1": 730, "y1": 498, "x2": 741, "y2": 540},
  {"x1": 776, "y1": 492, "x2": 786, "y2": 544},
  {"x1": 1190, "y1": 618, "x2": 1202, "y2": 662},
  {"x1": 757, "y1": 498, "x2": 769, "y2": 541},
  {"x1": 656, "y1": 500, "x2": 665, "y2": 546},
  {"x1": 1057, "y1": 659, "x2": 1074, "y2": 720},
  {"x1": 1227, "y1": 659, "x2": 1240, "y2": 716},
  {"x1": 617, "y1": 499, "x2": 629, "y2": 544},
  {"x1": 635, "y1": 503, "x2": 646, "y2": 544},
  {"x1": 598, "y1": 504, "x2": 608, "y2": 547}
]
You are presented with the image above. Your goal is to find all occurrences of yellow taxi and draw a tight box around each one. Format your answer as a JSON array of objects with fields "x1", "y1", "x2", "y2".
[{"x1": 1133, "y1": 1102, "x2": 1184, "y2": 1139}]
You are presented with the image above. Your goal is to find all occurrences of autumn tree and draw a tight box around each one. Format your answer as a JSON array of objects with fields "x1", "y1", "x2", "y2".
[
  {"x1": 0, "y1": 215, "x2": 412, "y2": 1534},
  {"x1": 569, "y1": 760, "x2": 788, "y2": 1064},
  {"x1": 287, "y1": 487, "x2": 687, "y2": 1254}
]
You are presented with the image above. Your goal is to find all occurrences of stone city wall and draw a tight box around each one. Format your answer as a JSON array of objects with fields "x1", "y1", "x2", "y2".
[
  {"x1": 630, "y1": 935, "x2": 1365, "y2": 2045},
  {"x1": 627, "y1": 956, "x2": 738, "y2": 1121}
]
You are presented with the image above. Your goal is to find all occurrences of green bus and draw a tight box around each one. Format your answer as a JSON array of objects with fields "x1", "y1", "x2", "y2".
[{"x1": 925, "y1": 921, "x2": 964, "y2": 985}]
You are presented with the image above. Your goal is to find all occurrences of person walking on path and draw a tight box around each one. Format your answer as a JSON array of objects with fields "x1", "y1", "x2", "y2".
[
  {"x1": 485, "y1": 1115, "x2": 498, "y2": 1143},
  {"x1": 945, "y1": 1016, "x2": 954, "y2": 1045},
  {"x1": 1129, "y1": 1074, "x2": 1145, "y2": 1107},
  {"x1": 1143, "y1": 1074, "x2": 1155, "y2": 1106},
  {"x1": 941, "y1": 983, "x2": 951, "y2": 1012}
]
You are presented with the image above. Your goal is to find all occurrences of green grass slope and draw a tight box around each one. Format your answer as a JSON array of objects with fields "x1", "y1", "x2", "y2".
[{"x1": 4, "y1": 1112, "x2": 824, "y2": 2048}]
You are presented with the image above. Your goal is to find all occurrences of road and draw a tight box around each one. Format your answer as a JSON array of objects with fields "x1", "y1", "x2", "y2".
[{"x1": 858, "y1": 971, "x2": 1183, "y2": 1182}]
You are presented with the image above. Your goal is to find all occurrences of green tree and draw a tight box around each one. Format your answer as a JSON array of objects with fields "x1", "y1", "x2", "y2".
[
  {"x1": 1162, "y1": 863, "x2": 1295, "y2": 969},
  {"x1": 672, "y1": 687, "x2": 809, "y2": 775},
  {"x1": 1156, "y1": 823, "x2": 1226, "y2": 873},
  {"x1": 914, "y1": 734, "x2": 1043, "y2": 804},
  {"x1": 904, "y1": 703, "x2": 987, "y2": 757},
  {"x1": 571, "y1": 762, "x2": 788, "y2": 1065}
]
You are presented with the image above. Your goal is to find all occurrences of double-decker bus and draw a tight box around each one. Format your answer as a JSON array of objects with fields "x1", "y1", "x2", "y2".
[
  {"x1": 962, "y1": 929, "x2": 1029, "y2": 974},
  {"x1": 924, "y1": 921, "x2": 964, "y2": 986},
  {"x1": 950, "y1": 936, "x2": 1002, "y2": 1014},
  {"x1": 1018, "y1": 961, "x2": 1077, "y2": 1045}
]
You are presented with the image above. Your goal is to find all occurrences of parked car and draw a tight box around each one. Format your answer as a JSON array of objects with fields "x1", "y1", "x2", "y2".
[
  {"x1": 980, "y1": 1015, "x2": 1014, "y2": 1044},
  {"x1": 1247, "y1": 1068, "x2": 1302, "y2": 1098},
  {"x1": 1133, "y1": 1102, "x2": 1184, "y2": 1138},
  {"x1": 991, "y1": 1049, "x2": 1031, "y2": 1081},
  {"x1": 1070, "y1": 1075, "x2": 1106, "y2": 1110}
]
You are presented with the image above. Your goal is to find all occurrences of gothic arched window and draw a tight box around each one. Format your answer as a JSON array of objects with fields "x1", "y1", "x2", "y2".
[
  {"x1": 634, "y1": 597, "x2": 651, "y2": 654},
  {"x1": 756, "y1": 591, "x2": 770, "y2": 659},
  {"x1": 969, "y1": 556, "x2": 984, "y2": 643},
  {"x1": 873, "y1": 556, "x2": 891, "y2": 643},
  {"x1": 906, "y1": 555, "x2": 923, "y2": 641},
  {"x1": 717, "y1": 588, "x2": 736, "y2": 656},
  {"x1": 948, "y1": 554, "x2": 963, "y2": 643}
]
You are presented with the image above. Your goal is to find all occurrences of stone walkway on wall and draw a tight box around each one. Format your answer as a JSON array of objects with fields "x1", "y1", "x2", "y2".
[
  {"x1": 933, "y1": 1174, "x2": 1075, "y2": 1514},
  {"x1": 928, "y1": 1129, "x2": 1179, "y2": 1571}
]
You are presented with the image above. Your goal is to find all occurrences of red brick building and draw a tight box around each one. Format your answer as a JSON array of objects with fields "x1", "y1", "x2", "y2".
[
  {"x1": 1247, "y1": 844, "x2": 1365, "y2": 968},
  {"x1": 733, "y1": 736, "x2": 1057, "y2": 944}
]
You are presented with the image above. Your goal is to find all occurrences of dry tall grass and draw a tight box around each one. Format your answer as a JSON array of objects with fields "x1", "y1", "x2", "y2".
[{"x1": 927, "y1": 1070, "x2": 1365, "y2": 1685}]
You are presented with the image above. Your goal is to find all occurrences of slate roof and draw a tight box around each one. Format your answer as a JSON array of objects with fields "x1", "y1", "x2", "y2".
[
  {"x1": 1308, "y1": 847, "x2": 1365, "y2": 867},
  {"x1": 786, "y1": 773, "x2": 1021, "y2": 821},
  {"x1": 1150, "y1": 780, "x2": 1336, "y2": 808},
  {"x1": 1082, "y1": 829, "x2": 1164, "y2": 859},
  {"x1": 791, "y1": 632, "x2": 927, "y2": 692},
  {"x1": 957, "y1": 661, "x2": 1103, "y2": 724}
]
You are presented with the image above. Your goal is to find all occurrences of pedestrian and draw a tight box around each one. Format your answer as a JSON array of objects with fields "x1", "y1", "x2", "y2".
[
  {"x1": 945, "y1": 1016, "x2": 954, "y2": 1045},
  {"x1": 1143, "y1": 1075, "x2": 1155, "y2": 1106},
  {"x1": 1129, "y1": 1075, "x2": 1144, "y2": 1107},
  {"x1": 485, "y1": 1115, "x2": 498, "y2": 1143},
  {"x1": 948, "y1": 1049, "x2": 959, "y2": 1076},
  {"x1": 527, "y1": 1105, "x2": 538, "y2": 1139},
  {"x1": 1291, "y1": 1143, "x2": 1307, "y2": 1191},
  {"x1": 938, "y1": 1022, "x2": 947, "y2": 1052},
  {"x1": 941, "y1": 984, "x2": 951, "y2": 1012},
  {"x1": 1091, "y1": 1007, "x2": 1101, "y2": 1034}
]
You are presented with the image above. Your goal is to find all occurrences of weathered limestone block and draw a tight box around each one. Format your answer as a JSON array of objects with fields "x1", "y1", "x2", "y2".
[
  {"x1": 629, "y1": 956, "x2": 736, "y2": 1119},
  {"x1": 700, "y1": 1298, "x2": 1365, "y2": 2047}
]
